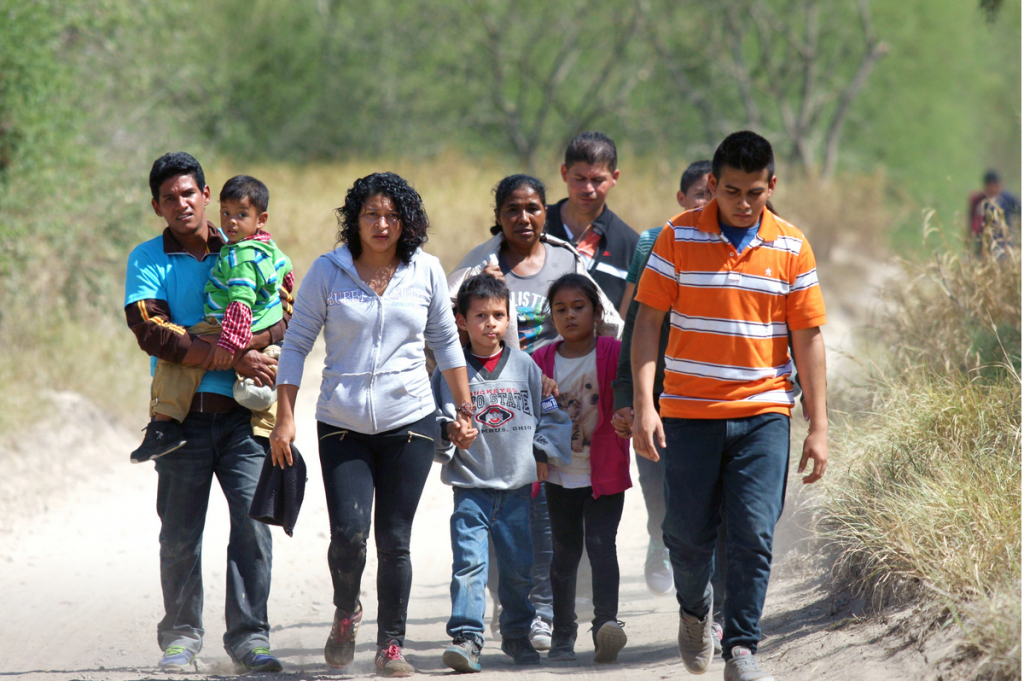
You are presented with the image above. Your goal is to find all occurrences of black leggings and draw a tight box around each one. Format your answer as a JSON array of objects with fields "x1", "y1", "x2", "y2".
[
  {"x1": 545, "y1": 483, "x2": 624, "y2": 635},
  {"x1": 317, "y1": 416, "x2": 435, "y2": 647}
]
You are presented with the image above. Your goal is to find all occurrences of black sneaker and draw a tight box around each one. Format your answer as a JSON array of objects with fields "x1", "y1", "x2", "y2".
[
  {"x1": 131, "y1": 420, "x2": 186, "y2": 464},
  {"x1": 593, "y1": 620, "x2": 627, "y2": 663},
  {"x1": 548, "y1": 627, "x2": 577, "y2": 662},
  {"x1": 500, "y1": 636, "x2": 540, "y2": 665},
  {"x1": 442, "y1": 636, "x2": 482, "y2": 673}
]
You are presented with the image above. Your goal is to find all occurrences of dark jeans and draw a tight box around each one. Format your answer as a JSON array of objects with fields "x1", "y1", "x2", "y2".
[
  {"x1": 528, "y1": 485, "x2": 554, "y2": 624},
  {"x1": 153, "y1": 407, "x2": 272, "y2": 661},
  {"x1": 641, "y1": 448, "x2": 728, "y2": 620},
  {"x1": 545, "y1": 483, "x2": 624, "y2": 636},
  {"x1": 661, "y1": 413, "x2": 790, "y2": 659},
  {"x1": 448, "y1": 486, "x2": 535, "y2": 644},
  {"x1": 317, "y1": 416, "x2": 435, "y2": 647}
]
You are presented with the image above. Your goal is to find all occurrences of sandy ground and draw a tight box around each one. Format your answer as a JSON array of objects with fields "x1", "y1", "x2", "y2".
[{"x1": 0, "y1": 328, "x2": 937, "y2": 681}]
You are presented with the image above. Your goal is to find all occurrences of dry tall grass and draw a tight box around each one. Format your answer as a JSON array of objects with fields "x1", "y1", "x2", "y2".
[{"x1": 823, "y1": 246, "x2": 1021, "y2": 680}]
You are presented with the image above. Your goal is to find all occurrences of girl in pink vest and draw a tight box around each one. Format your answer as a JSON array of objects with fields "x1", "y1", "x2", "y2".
[{"x1": 532, "y1": 273, "x2": 632, "y2": 664}]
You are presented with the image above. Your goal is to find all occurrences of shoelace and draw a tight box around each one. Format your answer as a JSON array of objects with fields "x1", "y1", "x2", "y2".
[
  {"x1": 382, "y1": 643, "x2": 403, "y2": 661},
  {"x1": 248, "y1": 647, "x2": 272, "y2": 658},
  {"x1": 331, "y1": 614, "x2": 356, "y2": 642},
  {"x1": 163, "y1": 646, "x2": 188, "y2": 657},
  {"x1": 681, "y1": 616, "x2": 707, "y2": 648},
  {"x1": 731, "y1": 653, "x2": 761, "y2": 671}
]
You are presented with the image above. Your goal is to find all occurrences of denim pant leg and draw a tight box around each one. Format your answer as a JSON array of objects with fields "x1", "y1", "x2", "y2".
[
  {"x1": 661, "y1": 418, "x2": 725, "y2": 620},
  {"x1": 154, "y1": 418, "x2": 217, "y2": 654},
  {"x1": 635, "y1": 451, "x2": 667, "y2": 547},
  {"x1": 721, "y1": 413, "x2": 789, "y2": 658},
  {"x1": 447, "y1": 487, "x2": 493, "y2": 646},
  {"x1": 491, "y1": 485, "x2": 536, "y2": 640},
  {"x1": 583, "y1": 491, "x2": 625, "y2": 631},
  {"x1": 213, "y1": 411, "x2": 274, "y2": 660},
  {"x1": 528, "y1": 485, "x2": 554, "y2": 624},
  {"x1": 711, "y1": 514, "x2": 728, "y2": 622}
]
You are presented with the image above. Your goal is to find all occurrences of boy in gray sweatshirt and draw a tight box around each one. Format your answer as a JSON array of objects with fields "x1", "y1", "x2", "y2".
[{"x1": 432, "y1": 274, "x2": 572, "y2": 672}]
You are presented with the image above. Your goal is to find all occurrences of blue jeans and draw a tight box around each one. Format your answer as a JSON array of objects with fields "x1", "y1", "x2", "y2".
[
  {"x1": 661, "y1": 413, "x2": 789, "y2": 659},
  {"x1": 528, "y1": 484, "x2": 554, "y2": 624},
  {"x1": 448, "y1": 486, "x2": 535, "y2": 644},
  {"x1": 153, "y1": 407, "x2": 273, "y2": 661}
]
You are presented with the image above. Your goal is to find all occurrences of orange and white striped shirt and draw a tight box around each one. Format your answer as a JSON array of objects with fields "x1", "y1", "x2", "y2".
[{"x1": 634, "y1": 199, "x2": 826, "y2": 420}]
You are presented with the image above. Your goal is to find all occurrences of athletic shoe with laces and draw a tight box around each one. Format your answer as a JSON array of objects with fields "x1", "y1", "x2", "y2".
[
  {"x1": 325, "y1": 604, "x2": 362, "y2": 668},
  {"x1": 712, "y1": 621, "x2": 724, "y2": 655},
  {"x1": 593, "y1": 620, "x2": 627, "y2": 663},
  {"x1": 678, "y1": 610, "x2": 714, "y2": 673},
  {"x1": 644, "y1": 540, "x2": 674, "y2": 594},
  {"x1": 548, "y1": 627, "x2": 577, "y2": 661},
  {"x1": 724, "y1": 646, "x2": 774, "y2": 681},
  {"x1": 157, "y1": 645, "x2": 197, "y2": 671},
  {"x1": 237, "y1": 647, "x2": 282, "y2": 673},
  {"x1": 501, "y1": 635, "x2": 541, "y2": 665},
  {"x1": 132, "y1": 420, "x2": 187, "y2": 464},
  {"x1": 375, "y1": 640, "x2": 415, "y2": 678},
  {"x1": 442, "y1": 635, "x2": 482, "y2": 673},
  {"x1": 528, "y1": 616, "x2": 552, "y2": 651}
]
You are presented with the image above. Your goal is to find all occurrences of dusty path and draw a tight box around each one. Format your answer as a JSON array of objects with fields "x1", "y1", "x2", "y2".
[{"x1": 0, "y1": 341, "x2": 929, "y2": 681}]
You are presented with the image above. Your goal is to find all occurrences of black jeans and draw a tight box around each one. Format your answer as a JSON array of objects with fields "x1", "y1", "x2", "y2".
[
  {"x1": 544, "y1": 483, "x2": 624, "y2": 636},
  {"x1": 153, "y1": 407, "x2": 272, "y2": 661},
  {"x1": 317, "y1": 416, "x2": 435, "y2": 647}
]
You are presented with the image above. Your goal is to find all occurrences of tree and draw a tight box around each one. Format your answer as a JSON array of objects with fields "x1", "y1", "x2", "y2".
[{"x1": 642, "y1": 0, "x2": 888, "y2": 179}]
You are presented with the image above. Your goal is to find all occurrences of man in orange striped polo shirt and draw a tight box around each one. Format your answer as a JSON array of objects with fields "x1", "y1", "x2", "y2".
[{"x1": 632, "y1": 131, "x2": 828, "y2": 681}]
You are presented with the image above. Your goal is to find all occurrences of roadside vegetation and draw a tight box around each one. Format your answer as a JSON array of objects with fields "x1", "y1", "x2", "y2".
[{"x1": 823, "y1": 229, "x2": 1021, "y2": 680}]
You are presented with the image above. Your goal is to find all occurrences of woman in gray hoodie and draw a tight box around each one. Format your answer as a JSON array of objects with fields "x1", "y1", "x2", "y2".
[{"x1": 269, "y1": 172, "x2": 477, "y2": 678}]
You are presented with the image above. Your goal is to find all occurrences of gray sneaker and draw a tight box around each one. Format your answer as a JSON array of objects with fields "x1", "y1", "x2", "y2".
[
  {"x1": 677, "y1": 611, "x2": 714, "y2": 673},
  {"x1": 724, "y1": 647, "x2": 774, "y2": 681},
  {"x1": 529, "y1": 616, "x2": 552, "y2": 651}
]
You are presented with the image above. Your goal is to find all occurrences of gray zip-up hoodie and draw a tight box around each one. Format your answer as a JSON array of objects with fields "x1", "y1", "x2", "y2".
[
  {"x1": 277, "y1": 245, "x2": 464, "y2": 434},
  {"x1": 432, "y1": 344, "x2": 572, "y2": 489}
]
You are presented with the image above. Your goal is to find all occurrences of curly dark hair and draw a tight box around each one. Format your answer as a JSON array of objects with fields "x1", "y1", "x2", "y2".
[
  {"x1": 335, "y1": 172, "x2": 429, "y2": 263},
  {"x1": 490, "y1": 174, "x2": 547, "y2": 235}
]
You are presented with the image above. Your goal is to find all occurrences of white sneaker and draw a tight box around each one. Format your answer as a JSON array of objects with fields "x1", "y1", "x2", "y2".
[
  {"x1": 724, "y1": 647, "x2": 774, "y2": 681},
  {"x1": 677, "y1": 611, "x2": 714, "y2": 673},
  {"x1": 712, "y1": 621, "x2": 724, "y2": 655},
  {"x1": 529, "y1": 617, "x2": 552, "y2": 651}
]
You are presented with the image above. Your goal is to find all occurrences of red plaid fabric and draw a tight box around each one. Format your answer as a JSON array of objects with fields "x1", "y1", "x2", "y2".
[{"x1": 218, "y1": 302, "x2": 252, "y2": 353}]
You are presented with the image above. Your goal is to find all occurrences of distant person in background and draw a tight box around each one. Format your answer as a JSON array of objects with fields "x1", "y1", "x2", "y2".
[
  {"x1": 544, "y1": 132, "x2": 640, "y2": 313},
  {"x1": 968, "y1": 170, "x2": 1020, "y2": 255},
  {"x1": 270, "y1": 172, "x2": 478, "y2": 678},
  {"x1": 618, "y1": 160, "x2": 712, "y2": 318},
  {"x1": 124, "y1": 152, "x2": 286, "y2": 673}
]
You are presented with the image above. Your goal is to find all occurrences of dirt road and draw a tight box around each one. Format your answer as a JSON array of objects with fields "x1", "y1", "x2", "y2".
[{"x1": 0, "y1": 344, "x2": 929, "y2": 681}]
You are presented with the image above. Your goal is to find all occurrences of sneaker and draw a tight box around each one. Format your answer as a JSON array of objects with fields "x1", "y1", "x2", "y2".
[
  {"x1": 442, "y1": 636, "x2": 482, "y2": 673},
  {"x1": 548, "y1": 627, "x2": 577, "y2": 662},
  {"x1": 501, "y1": 636, "x2": 541, "y2": 665},
  {"x1": 593, "y1": 620, "x2": 627, "y2": 663},
  {"x1": 375, "y1": 640, "x2": 415, "y2": 678},
  {"x1": 644, "y1": 540, "x2": 674, "y2": 594},
  {"x1": 325, "y1": 604, "x2": 362, "y2": 668},
  {"x1": 724, "y1": 646, "x2": 774, "y2": 681},
  {"x1": 712, "y1": 621, "x2": 724, "y2": 655},
  {"x1": 237, "y1": 647, "x2": 282, "y2": 673},
  {"x1": 677, "y1": 610, "x2": 714, "y2": 673},
  {"x1": 528, "y1": 616, "x2": 552, "y2": 651},
  {"x1": 157, "y1": 645, "x2": 197, "y2": 671},
  {"x1": 131, "y1": 420, "x2": 186, "y2": 464}
]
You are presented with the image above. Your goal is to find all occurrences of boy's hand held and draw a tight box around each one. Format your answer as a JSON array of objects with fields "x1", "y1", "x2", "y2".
[
  {"x1": 798, "y1": 429, "x2": 828, "y2": 483},
  {"x1": 536, "y1": 462, "x2": 548, "y2": 482},
  {"x1": 449, "y1": 416, "x2": 479, "y2": 450},
  {"x1": 611, "y1": 407, "x2": 633, "y2": 439},
  {"x1": 208, "y1": 346, "x2": 235, "y2": 371}
]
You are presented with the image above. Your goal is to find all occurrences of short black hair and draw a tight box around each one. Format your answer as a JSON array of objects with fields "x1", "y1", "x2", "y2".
[
  {"x1": 546, "y1": 273, "x2": 603, "y2": 318},
  {"x1": 680, "y1": 160, "x2": 712, "y2": 194},
  {"x1": 220, "y1": 175, "x2": 269, "y2": 213},
  {"x1": 149, "y1": 152, "x2": 205, "y2": 201},
  {"x1": 456, "y1": 273, "x2": 510, "y2": 318},
  {"x1": 491, "y1": 174, "x2": 547, "y2": 235},
  {"x1": 335, "y1": 172, "x2": 429, "y2": 264},
  {"x1": 564, "y1": 131, "x2": 617, "y2": 171},
  {"x1": 984, "y1": 170, "x2": 1001, "y2": 185},
  {"x1": 712, "y1": 131, "x2": 775, "y2": 181}
]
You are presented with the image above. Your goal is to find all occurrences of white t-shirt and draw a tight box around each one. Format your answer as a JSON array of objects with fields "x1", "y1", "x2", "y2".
[{"x1": 547, "y1": 348, "x2": 599, "y2": 489}]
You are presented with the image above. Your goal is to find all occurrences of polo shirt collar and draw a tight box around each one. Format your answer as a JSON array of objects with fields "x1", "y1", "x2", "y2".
[
  {"x1": 161, "y1": 221, "x2": 225, "y2": 256},
  {"x1": 695, "y1": 199, "x2": 780, "y2": 242}
]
